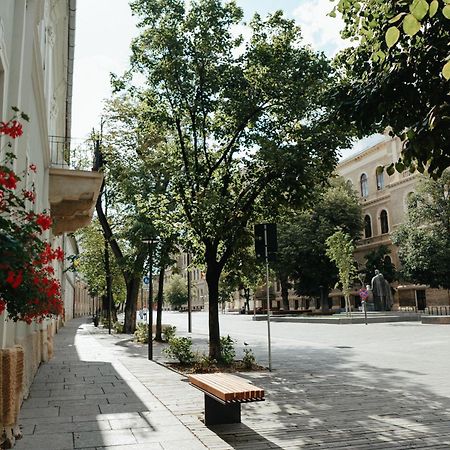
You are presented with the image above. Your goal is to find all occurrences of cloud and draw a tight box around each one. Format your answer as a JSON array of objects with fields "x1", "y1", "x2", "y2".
[{"x1": 292, "y1": 0, "x2": 349, "y2": 56}]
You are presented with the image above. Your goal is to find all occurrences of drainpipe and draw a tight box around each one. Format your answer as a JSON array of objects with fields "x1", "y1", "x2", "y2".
[{"x1": 65, "y1": 0, "x2": 76, "y2": 153}]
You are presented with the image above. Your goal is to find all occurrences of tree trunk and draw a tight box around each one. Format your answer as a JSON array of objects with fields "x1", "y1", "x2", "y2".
[
  {"x1": 123, "y1": 276, "x2": 140, "y2": 334},
  {"x1": 280, "y1": 276, "x2": 290, "y2": 311},
  {"x1": 155, "y1": 267, "x2": 165, "y2": 342},
  {"x1": 243, "y1": 288, "x2": 251, "y2": 313},
  {"x1": 205, "y1": 248, "x2": 221, "y2": 360}
]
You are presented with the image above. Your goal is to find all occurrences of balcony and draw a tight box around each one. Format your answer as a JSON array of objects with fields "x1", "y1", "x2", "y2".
[{"x1": 48, "y1": 137, "x2": 103, "y2": 235}]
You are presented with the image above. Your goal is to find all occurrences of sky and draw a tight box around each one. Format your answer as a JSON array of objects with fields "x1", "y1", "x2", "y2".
[{"x1": 71, "y1": 0, "x2": 381, "y2": 157}]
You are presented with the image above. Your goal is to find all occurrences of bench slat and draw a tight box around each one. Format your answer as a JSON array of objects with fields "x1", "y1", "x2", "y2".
[{"x1": 189, "y1": 373, "x2": 264, "y2": 403}]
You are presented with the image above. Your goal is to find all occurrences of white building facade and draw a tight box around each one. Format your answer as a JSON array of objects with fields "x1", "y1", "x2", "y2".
[{"x1": 0, "y1": 2, "x2": 101, "y2": 446}]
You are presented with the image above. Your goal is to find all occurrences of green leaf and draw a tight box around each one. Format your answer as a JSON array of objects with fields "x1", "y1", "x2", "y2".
[
  {"x1": 403, "y1": 14, "x2": 421, "y2": 36},
  {"x1": 443, "y1": 60, "x2": 450, "y2": 80},
  {"x1": 328, "y1": 7, "x2": 336, "y2": 18},
  {"x1": 385, "y1": 26, "x2": 400, "y2": 48},
  {"x1": 429, "y1": 0, "x2": 438, "y2": 17},
  {"x1": 11, "y1": 106, "x2": 19, "y2": 112},
  {"x1": 388, "y1": 12, "x2": 406, "y2": 23},
  {"x1": 409, "y1": 0, "x2": 429, "y2": 20},
  {"x1": 443, "y1": 5, "x2": 450, "y2": 18},
  {"x1": 386, "y1": 164, "x2": 395, "y2": 176}
]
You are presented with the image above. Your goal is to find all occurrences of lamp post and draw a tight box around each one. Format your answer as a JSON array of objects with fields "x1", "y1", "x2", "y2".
[{"x1": 142, "y1": 238, "x2": 159, "y2": 360}]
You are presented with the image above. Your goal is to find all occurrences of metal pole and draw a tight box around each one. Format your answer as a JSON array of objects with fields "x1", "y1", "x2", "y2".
[
  {"x1": 187, "y1": 252, "x2": 192, "y2": 333},
  {"x1": 264, "y1": 225, "x2": 272, "y2": 371},
  {"x1": 148, "y1": 243, "x2": 153, "y2": 360}
]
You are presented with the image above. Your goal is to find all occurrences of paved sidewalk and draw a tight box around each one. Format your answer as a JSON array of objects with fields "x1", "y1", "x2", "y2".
[
  {"x1": 16, "y1": 318, "x2": 229, "y2": 450},
  {"x1": 16, "y1": 315, "x2": 450, "y2": 449}
]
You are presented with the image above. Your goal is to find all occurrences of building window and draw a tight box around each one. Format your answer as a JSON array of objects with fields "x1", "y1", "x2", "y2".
[
  {"x1": 364, "y1": 215, "x2": 372, "y2": 238},
  {"x1": 376, "y1": 167, "x2": 384, "y2": 190},
  {"x1": 360, "y1": 174, "x2": 368, "y2": 197},
  {"x1": 380, "y1": 210, "x2": 389, "y2": 234}
]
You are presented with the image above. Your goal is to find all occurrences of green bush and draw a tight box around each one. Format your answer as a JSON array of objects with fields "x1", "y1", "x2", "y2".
[
  {"x1": 163, "y1": 336, "x2": 195, "y2": 364},
  {"x1": 113, "y1": 321, "x2": 124, "y2": 334},
  {"x1": 134, "y1": 323, "x2": 149, "y2": 343},
  {"x1": 219, "y1": 335, "x2": 236, "y2": 366},
  {"x1": 242, "y1": 348, "x2": 256, "y2": 369},
  {"x1": 162, "y1": 325, "x2": 176, "y2": 342},
  {"x1": 193, "y1": 354, "x2": 217, "y2": 373}
]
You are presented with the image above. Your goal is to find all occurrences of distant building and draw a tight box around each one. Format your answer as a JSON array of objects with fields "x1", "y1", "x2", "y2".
[{"x1": 336, "y1": 134, "x2": 449, "y2": 310}]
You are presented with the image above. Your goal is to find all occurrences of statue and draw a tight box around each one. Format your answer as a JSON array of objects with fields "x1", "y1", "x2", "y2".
[{"x1": 370, "y1": 269, "x2": 392, "y2": 311}]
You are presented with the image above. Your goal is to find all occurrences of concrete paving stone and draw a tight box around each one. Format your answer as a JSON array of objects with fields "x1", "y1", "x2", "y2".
[
  {"x1": 27, "y1": 389, "x2": 51, "y2": 398},
  {"x1": 74, "y1": 429, "x2": 137, "y2": 448},
  {"x1": 96, "y1": 444, "x2": 163, "y2": 450},
  {"x1": 20, "y1": 405, "x2": 60, "y2": 418},
  {"x1": 48, "y1": 392, "x2": 88, "y2": 400},
  {"x1": 131, "y1": 425, "x2": 195, "y2": 444},
  {"x1": 60, "y1": 404, "x2": 102, "y2": 417},
  {"x1": 49, "y1": 398, "x2": 110, "y2": 407},
  {"x1": 160, "y1": 439, "x2": 208, "y2": 449},
  {"x1": 74, "y1": 412, "x2": 143, "y2": 423},
  {"x1": 35, "y1": 419, "x2": 111, "y2": 434},
  {"x1": 13, "y1": 432, "x2": 74, "y2": 450},
  {"x1": 108, "y1": 417, "x2": 152, "y2": 430},
  {"x1": 99, "y1": 403, "x2": 154, "y2": 414}
]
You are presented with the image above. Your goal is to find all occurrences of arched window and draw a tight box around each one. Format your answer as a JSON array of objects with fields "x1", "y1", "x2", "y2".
[
  {"x1": 380, "y1": 210, "x2": 389, "y2": 234},
  {"x1": 360, "y1": 173, "x2": 368, "y2": 197},
  {"x1": 364, "y1": 215, "x2": 372, "y2": 238},
  {"x1": 376, "y1": 167, "x2": 384, "y2": 190}
]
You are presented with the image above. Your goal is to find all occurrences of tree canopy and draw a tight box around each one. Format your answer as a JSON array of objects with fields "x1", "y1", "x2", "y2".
[
  {"x1": 276, "y1": 177, "x2": 362, "y2": 298},
  {"x1": 333, "y1": 0, "x2": 450, "y2": 178},
  {"x1": 392, "y1": 171, "x2": 450, "y2": 289},
  {"x1": 119, "y1": 0, "x2": 352, "y2": 358}
]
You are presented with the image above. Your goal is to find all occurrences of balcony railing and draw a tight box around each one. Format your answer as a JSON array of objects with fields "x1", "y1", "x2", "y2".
[{"x1": 49, "y1": 135, "x2": 95, "y2": 171}]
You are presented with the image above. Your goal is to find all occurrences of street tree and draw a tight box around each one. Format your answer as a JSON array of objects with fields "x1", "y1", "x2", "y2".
[
  {"x1": 332, "y1": 0, "x2": 450, "y2": 178},
  {"x1": 363, "y1": 244, "x2": 397, "y2": 283},
  {"x1": 94, "y1": 96, "x2": 180, "y2": 334},
  {"x1": 164, "y1": 274, "x2": 188, "y2": 309},
  {"x1": 392, "y1": 171, "x2": 450, "y2": 288},
  {"x1": 75, "y1": 220, "x2": 126, "y2": 316},
  {"x1": 124, "y1": 0, "x2": 352, "y2": 359},
  {"x1": 326, "y1": 228, "x2": 358, "y2": 315},
  {"x1": 276, "y1": 177, "x2": 362, "y2": 303}
]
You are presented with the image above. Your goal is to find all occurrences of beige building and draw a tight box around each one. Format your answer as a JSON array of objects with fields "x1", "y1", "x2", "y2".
[
  {"x1": 0, "y1": 1, "x2": 101, "y2": 446},
  {"x1": 336, "y1": 134, "x2": 449, "y2": 310}
]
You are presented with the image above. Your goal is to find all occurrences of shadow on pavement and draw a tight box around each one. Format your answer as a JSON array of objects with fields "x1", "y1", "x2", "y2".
[{"x1": 15, "y1": 319, "x2": 199, "y2": 450}]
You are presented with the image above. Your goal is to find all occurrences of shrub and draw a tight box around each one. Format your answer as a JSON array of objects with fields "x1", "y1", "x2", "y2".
[
  {"x1": 134, "y1": 322, "x2": 148, "y2": 343},
  {"x1": 192, "y1": 354, "x2": 217, "y2": 373},
  {"x1": 242, "y1": 348, "x2": 256, "y2": 369},
  {"x1": 219, "y1": 335, "x2": 236, "y2": 366},
  {"x1": 162, "y1": 324, "x2": 176, "y2": 342},
  {"x1": 163, "y1": 336, "x2": 194, "y2": 364},
  {"x1": 113, "y1": 321, "x2": 124, "y2": 334}
]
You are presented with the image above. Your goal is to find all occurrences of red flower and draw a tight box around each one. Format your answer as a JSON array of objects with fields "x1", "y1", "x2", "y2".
[
  {"x1": 6, "y1": 270, "x2": 23, "y2": 289},
  {"x1": 54, "y1": 247, "x2": 64, "y2": 261},
  {"x1": 23, "y1": 189, "x2": 36, "y2": 203},
  {"x1": 0, "y1": 170, "x2": 17, "y2": 190},
  {"x1": 29, "y1": 164, "x2": 37, "y2": 173},
  {"x1": 0, "y1": 300, "x2": 5, "y2": 315},
  {"x1": 36, "y1": 214, "x2": 52, "y2": 230},
  {"x1": 0, "y1": 120, "x2": 23, "y2": 138}
]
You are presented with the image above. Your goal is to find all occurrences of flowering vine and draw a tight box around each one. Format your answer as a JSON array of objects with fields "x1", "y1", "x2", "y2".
[{"x1": 0, "y1": 109, "x2": 64, "y2": 322}]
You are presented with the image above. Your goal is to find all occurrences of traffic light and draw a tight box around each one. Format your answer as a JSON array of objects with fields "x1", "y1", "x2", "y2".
[{"x1": 254, "y1": 223, "x2": 277, "y2": 262}]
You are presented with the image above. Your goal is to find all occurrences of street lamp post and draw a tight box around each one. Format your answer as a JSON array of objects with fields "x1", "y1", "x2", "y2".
[{"x1": 142, "y1": 238, "x2": 159, "y2": 360}]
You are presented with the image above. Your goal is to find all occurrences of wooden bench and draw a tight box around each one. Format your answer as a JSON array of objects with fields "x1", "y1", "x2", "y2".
[{"x1": 188, "y1": 372, "x2": 265, "y2": 425}]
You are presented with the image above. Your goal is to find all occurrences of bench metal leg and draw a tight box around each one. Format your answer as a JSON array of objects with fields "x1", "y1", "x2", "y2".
[{"x1": 204, "y1": 394, "x2": 241, "y2": 426}]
